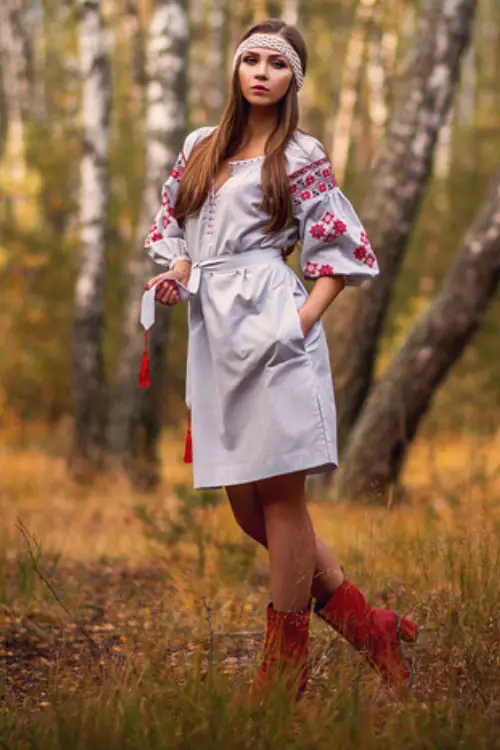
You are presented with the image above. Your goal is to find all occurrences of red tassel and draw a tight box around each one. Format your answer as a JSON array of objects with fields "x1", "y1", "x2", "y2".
[
  {"x1": 183, "y1": 408, "x2": 193, "y2": 463},
  {"x1": 138, "y1": 330, "x2": 151, "y2": 388}
]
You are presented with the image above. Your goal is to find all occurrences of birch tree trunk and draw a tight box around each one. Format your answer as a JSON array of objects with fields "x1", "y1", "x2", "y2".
[
  {"x1": 253, "y1": 0, "x2": 267, "y2": 23},
  {"x1": 337, "y1": 168, "x2": 500, "y2": 501},
  {"x1": 282, "y1": 0, "x2": 299, "y2": 26},
  {"x1": 108, "y1": 0, "x2": 189, "y2": 489},
  {"x1": 0, "y1": 0, "x2": 30, "y2": 186},
  {"x1": 327, "y1": 0, "x2": 477, "y2": 452},
  {"x1": 458, "y1": 43, "x2": 476, "y2": 126},
  {"x1": 71, "y1": 0, "x2": 111, "y2": 473},
  {"x1": 207, "y1": 0, "x2": 226, "y2": 121},
  {"x1": 331, "y1": 0, "x2": 376, "y2": 186},
  {"x1": 366, "y1": 24, "x2": 388, "y2": 167},
  {"x1": 434, "y1": 106, "x2": 454, "y2": 181}
]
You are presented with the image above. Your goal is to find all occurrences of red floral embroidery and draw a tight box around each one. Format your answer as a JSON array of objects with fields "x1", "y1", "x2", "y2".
[
  {"x1": 169, "y1": 150, "x2": 186, "y2": 183},
  {"x1": 318, "y1": 263, "x2": 334, "y2": 276},
  {"x1": 304, "y1": 261, "x2": 319, "y2": 277},
  {"x1": 360, "y1": 232, "x2": 370, "y2": 247},
  {"x1": 145, "y1": 150, "x2": 187, "y2": 247},
  {"x1": 304, "y1": 260, "x2": 335, "y2": 280},
  {"x1": 310, "y1": 224, "x2": 326, "y2": 239},
  {"x1": 308, "y1": 210, "x2": 347, "y2": 244},
  {"x1": 144, "y1": 219, "x2": 158, "y2": 246},
  {"x1": 162, "y1": 206, "x2": 174, "y2": 230},
  {"x1": 354, "y1": 231, "x2": 376, "y2": 268},
  {"x1": 289, "y1": 156, "x2": 338, "y2": 209}
]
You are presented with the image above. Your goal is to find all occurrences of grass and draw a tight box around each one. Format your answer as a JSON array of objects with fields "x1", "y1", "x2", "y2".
[{"x1": 1, "y1": 426, "x2": 500, "y2": 748}]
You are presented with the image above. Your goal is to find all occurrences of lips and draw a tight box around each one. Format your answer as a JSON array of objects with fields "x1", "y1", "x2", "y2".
[{"x1": 251, "y1": 85, "x2": 269, "y2": 92}]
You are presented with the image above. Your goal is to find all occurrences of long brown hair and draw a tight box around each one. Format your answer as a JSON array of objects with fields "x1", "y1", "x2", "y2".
[{"x1": 174, "y1": 19, "x2": 308, "y2": 238}]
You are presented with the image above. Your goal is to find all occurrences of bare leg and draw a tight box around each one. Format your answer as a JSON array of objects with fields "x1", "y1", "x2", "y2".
[
  {"x1": 225, "y1": 480, "x2": 344, "y2": 606},
  {"x1": 251, "y1": 470, "x2": 314, "y2": 611}
]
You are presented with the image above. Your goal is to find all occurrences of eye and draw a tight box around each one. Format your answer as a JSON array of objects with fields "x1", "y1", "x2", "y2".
[{"x1": 243, "y1": 55, "x2": 286, "y2": 68}]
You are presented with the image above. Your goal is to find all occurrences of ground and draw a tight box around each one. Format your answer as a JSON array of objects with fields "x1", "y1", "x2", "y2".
[{"x1": 0, "y1": 427, "x2": 499, "y2": 747}]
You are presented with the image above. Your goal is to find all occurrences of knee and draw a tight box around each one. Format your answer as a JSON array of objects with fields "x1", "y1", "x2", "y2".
[{"x1": 225, "y1": 483, "x2": 267, "y2": 544}]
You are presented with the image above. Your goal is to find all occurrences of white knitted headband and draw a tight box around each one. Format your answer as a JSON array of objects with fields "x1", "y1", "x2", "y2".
[{"x1": 232, "y1": 33, "x2": 304, "y2": 91}]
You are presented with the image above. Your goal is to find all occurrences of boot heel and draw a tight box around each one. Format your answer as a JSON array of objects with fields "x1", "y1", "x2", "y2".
[{"x1": 399, "y1": 616, "x2": 419, "y2": 643}]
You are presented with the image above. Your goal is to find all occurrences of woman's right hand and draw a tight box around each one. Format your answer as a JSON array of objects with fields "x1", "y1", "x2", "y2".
[{"x1": 145, "y1": 260, "x2": 191, "y2": 307}]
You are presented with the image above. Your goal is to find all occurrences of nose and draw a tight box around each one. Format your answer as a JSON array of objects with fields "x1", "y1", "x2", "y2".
[{"x1": 255, "y1": 61, "x2": 269, "y2": 79}]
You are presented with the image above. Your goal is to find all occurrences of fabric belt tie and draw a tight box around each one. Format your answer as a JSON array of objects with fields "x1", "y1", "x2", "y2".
[{"x1": 140, "y1": 247, "x2": 284, "y2": 333}]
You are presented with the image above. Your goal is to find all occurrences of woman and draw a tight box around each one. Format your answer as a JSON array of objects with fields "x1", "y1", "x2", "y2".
[{"x1": 140, "y1": 18, "x2": 419, "y2": 702}]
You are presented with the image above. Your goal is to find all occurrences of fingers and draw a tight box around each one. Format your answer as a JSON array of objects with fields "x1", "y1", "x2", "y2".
[
  {"x1": 145, "y1": 271, "x2": 176, "y2": 291},
  {"x1": 155, "y1": 279, "x2": 179, "y2": 306}
]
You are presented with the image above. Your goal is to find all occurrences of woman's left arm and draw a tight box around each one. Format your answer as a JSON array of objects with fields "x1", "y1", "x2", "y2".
[
  {"x1": 299, "y1": 276, "x2": 345, "y2": 336},
  {"x1": 290, "y1": 138, "x2": 380, "y2": 337}
]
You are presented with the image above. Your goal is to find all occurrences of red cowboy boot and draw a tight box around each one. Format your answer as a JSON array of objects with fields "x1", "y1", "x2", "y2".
[
  {"x1": 250, "y1": 599, "x2": 312, "y2": 704},
  {"x1": 314, "y1": 579, "x2": 419, "y2": 687}
]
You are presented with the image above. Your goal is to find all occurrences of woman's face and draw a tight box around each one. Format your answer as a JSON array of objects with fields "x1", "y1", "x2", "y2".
[{"x1": 238, "y1": 45, "x2": 294, "y2": 106}]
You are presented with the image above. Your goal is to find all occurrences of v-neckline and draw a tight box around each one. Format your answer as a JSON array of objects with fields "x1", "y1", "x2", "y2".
[{"x1": 212, "y1": 155, "x2": 265, "y2": 196}]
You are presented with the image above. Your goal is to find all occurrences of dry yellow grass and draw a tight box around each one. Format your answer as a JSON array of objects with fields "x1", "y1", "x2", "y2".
[
  {"x1": 1, "y1": 426, "x2": 500, "y2": 748},
  {"x1": 1, "y1": 425, "x2": 499, "y2": 566}
]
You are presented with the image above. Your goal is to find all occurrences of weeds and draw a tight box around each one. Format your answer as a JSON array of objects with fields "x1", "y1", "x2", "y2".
[{"x1": 0, "y1": 436, "x2": 499, "y2": 747}]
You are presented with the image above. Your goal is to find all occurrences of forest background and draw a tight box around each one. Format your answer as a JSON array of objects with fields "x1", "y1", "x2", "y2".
[
  {"x1": 0, "y1": 0, "x2": 500, "y2": 746},
  {"x1": 0, "y1": 0, "x2": 498, "y2": 481}
]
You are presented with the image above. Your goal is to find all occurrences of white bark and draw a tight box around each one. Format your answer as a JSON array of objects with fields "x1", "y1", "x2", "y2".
[
  {"x1": 458, "y1": 42, "x2": 476, "y2": 126},
  {"x1": 366, "y1": 26, "x2": 389, "y2": 166},
  {"x1": 0, "y1": 0, "x2": 28, "y2": 182},
  {"x1": 331, "y1": 0, "x2": 377, "y2": 186},
  {"x1": 207, "y1": 0, "x2": 226, "y2": 119},
  {"x1": 123, "y1": 0, "x2": 146, "y2": 92},
  {"x1": 339, "y1": 168, "x2": 500, "y2": 500},
  {"x1": 434, "y1": 105, "x2": 454, "y2": 180},
  {"x1": 71, "y1": 0, "x2": 111, "y2": 466},
  {"x1": 283, "y1": 0, "x2": 299, "y2": 26},
  {"x1": 327, "y1": 0, "x2": 478, "y2": 451},
  {"x1": 108, "y1": 0, "x2": 189, "y2": 473}
]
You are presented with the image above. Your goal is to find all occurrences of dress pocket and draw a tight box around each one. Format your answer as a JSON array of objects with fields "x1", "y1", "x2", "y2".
[
  {"x1": 286, "y1": 271, "x2": 324, "y2": 350},
  {"x1": 280, "y1": 272, "x2": 305, "y2": 352}
]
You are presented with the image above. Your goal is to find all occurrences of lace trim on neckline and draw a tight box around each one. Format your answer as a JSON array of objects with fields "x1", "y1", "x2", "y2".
[{"x1": 229, "y1": 155, "x2": 265, "y2": 166}]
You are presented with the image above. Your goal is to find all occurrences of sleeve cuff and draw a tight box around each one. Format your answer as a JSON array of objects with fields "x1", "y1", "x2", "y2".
[{"x1": 146, "y1": 237, "x2": 190, "y2": 270}]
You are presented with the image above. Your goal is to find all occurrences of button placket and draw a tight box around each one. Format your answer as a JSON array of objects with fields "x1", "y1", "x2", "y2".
[{"x1": 205, "y1": 174, "x2": 222, "y2": 251}]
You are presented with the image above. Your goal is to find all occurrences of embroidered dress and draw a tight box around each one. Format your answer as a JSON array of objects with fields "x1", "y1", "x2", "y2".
[{"x1": 144, "y1": 126, "x2": 379, "y2": 489}]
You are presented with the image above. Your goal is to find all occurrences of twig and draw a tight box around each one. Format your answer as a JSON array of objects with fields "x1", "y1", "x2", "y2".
[
  {"x1": 203, "y1": 597, "x2": 214, "y2": 665},
  {"x1": 16, "y1": 517, "x2": 101, "y2": 657}
]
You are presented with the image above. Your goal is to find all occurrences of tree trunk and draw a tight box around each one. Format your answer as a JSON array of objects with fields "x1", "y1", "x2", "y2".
[
  {"x1": 207, "y1": 0, "x2": 226, "y2": 121},
  {"x1": 70, "y1": 0, "x2": 111, "y2": 474},
  {"x1": 0, "y1": 0, "x2": 30, "y2": 189},
  {"x1": 282, "y1": 0, "x2": 299, "y2": 27},
  {"x1": 326, "y1": 0, "x2": 477, "y2": 452},
  {"x1": 330, "y1": 0, "x2": 376, "y2": 186},
  {"x1": 253, "y1": 0, "x2": 267, "y2": 23},
  {"x1": 365, "y1": 21, "x2": 389, "y2": 167},
  {"x1": 107, "y1": 0, "x2": 189, "y2": 490},
  {"x1": 337, "y1": 167, "x2": 500, "y2": 502}
]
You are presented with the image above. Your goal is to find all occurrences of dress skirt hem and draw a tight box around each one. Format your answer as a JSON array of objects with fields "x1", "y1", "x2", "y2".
[{"x1": 192, "y1": 444, "x2": 339, "y2": 489}]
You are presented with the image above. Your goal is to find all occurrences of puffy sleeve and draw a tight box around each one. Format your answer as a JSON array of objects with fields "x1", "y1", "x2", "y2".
[
  {"x1": 144, "y1": 127, "x2": 213, "y2": 269},
  {"x1": 290, "y1": 136, "x2": 379, "y2": 286}
]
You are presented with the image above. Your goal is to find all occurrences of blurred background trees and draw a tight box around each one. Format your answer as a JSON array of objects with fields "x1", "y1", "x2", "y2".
[{"x1": 0, "y1": 0, "x2": 498, "y2": 498}]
